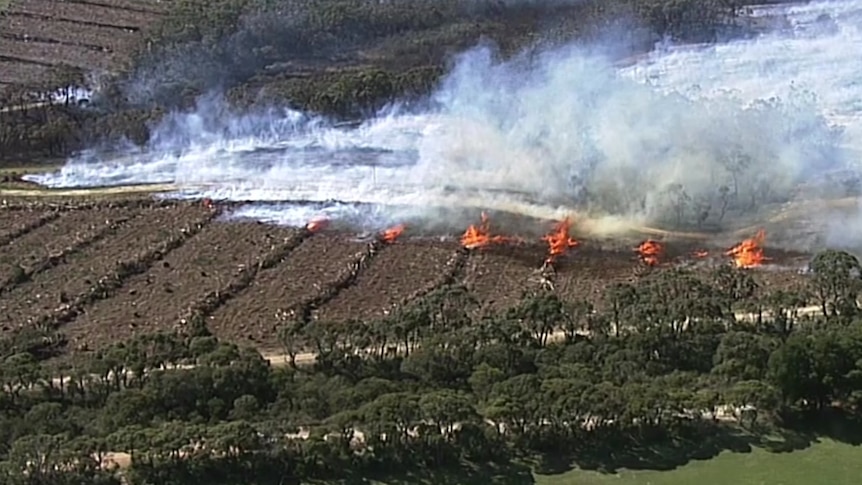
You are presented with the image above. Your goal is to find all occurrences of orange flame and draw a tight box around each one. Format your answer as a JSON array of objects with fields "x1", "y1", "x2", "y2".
[
  {"x1": 461, "y1": 212, "x2": 508, "y2": 249},
  {"x1": 542, "y1": 217, "x2": 579, "y2": 264},
  {"x1": 726, "y1": 229, "x2": 768, "y2": 268},
  {"x1": 306, "y1": 217, "x2": 330, "y2": 233},
  {"x1": 635, "y1": 239, "x2": 663, "y2": 266},
  {"x1": 380, "y1": 224, "x2": 405, "y2": 243},
  {"x1": 693, "y1": 250, "x2": 709, "y2": 258}
]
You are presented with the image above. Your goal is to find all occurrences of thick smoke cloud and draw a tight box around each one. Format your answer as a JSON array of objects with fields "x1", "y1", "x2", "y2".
[
  {"x1": 408, "y1": 42, "x2": 843, "y2": 230},
  {"x1": 27, "y1": 0, "x2": 862, "y2": 246}
]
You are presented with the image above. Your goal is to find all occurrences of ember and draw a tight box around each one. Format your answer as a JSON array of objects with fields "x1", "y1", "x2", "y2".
[{"x1": 306, "y1": 217, "x2": 330, "y2": 233}]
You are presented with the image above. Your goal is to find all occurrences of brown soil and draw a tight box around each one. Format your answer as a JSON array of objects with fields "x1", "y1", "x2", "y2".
[
  {"x1": 67, "y1": 221, "x2": 298, "y2": 351},
  {"x1": 0, "y1": 59, "x2": 55, "y2": 84},
  {"x1": 313, "y1": 238, "x2": 460, "y2": 323},
  {"x1": 0, "y1": 204, "x2": 212, "y2": 335},
  {"x1": 0, "y1": 15, "x2": 137, "y2": 51},
  {"x1": 0, "y1": 200, "x2": 816, "y2": 358},
  {"x1": 463, "y1": 244, "x2": 549, "y2": 312},
  {"x1": 0, "y1": 37, "x2": 113, "y2": 70},
  {"x1": 8, "y1": 0, "x2": 161, "y2": 29},
  {"x1": 0, "y1": 207, "x2": 122, "y2": 285},
  {"x1": 0, "y1": 208, "x2": 52, "y2": 242},
  {"x1": 206, "y1": 234, "x2": 368, "y2": 350},
  {"x1": 64, "y1": 0, "x2": 168, "y2": 15}
]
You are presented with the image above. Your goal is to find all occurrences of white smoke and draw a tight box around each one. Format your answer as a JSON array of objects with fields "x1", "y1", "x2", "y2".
[{"x1": 25, "y1": 0, "x2": 862, "y2": 240}]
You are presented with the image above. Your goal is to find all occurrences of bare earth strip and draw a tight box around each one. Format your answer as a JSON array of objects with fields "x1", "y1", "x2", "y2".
[
  {"x1": 69, "y1": 222, "x2": 299, "y2": 351},
  {"x1": 0, "y1": 209, "x2": 55, "y2": 246},
  {"x1": 0, "y1": 59, "x2": 55, "y2": 84},
  {"x1": 0, "y1": 208, "x2": 123, "y2": 286},
  {"x1": 554, "y1": 248, "x2": 639, "y2": 308},
  {"x1": 463, "y1": 247, "x2": 544, "y2": 312},
  {"x1": 8, "y1": 0, "x2": 160, "y2": 28},
  {"x1": 207, "y1": 235, "x2": 368, "y2": 350},
  {"x1": 0, "y1": 207, "x2": 137, "y2": 295},
  {"x1": 65, "y1": 0, "x2": 169, "y2": 15},
  {"x1": 0, "y1": 15, "x2": 136, "y2": 51},
  {"x1": 0, "y1": 205, "x2": 211, "y2": 335},
  {"x1": 0, "y1": 38, "x2": 111, "y2": 70},
  {"x1": 313, "y1": 240, "x2": 457, "y2": 322}
]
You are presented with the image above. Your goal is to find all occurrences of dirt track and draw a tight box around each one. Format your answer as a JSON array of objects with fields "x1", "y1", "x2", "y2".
[{"x1": 0, "y1": 198, "x2": 817, "y2": 358}]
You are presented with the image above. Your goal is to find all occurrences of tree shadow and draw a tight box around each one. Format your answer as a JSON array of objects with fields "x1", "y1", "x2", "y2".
[
  {"x1": 321, "y1": 459, "x2": 535, "y2": 485},
  {"x1": 782, "y1": 407, "x2": 862, "y2": 447},
  {"x1": 536, "y1": 420, "x2": 824, "y2": 476}
]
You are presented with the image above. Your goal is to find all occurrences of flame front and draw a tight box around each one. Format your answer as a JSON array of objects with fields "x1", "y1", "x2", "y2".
[
  {"x1": 380, "y1": 224, "x2": 405, "y2": 243},
  {"x1": 542, "y1": 217, "x2": 579, "y2": 264},
  {"x1": 726, "y1": 229, "x2": 768, "y2": 268},
  {"x1": 461, "y1": 212, "x2": 509, "y2": 249},
  {"x1": 635, "y1": 239, "x2": 663, "y2": 266},
  {"x1": 306, "y1": 217, "x2": 330, "y2": 233},
  {"x1": 693, "y1": 250, "x2": 709, "y2": 259}
]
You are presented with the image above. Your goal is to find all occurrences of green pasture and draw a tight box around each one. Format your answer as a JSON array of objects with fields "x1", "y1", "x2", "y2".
[{"x1": 539, "y1": 438, "x2": 861, "y2": 485}]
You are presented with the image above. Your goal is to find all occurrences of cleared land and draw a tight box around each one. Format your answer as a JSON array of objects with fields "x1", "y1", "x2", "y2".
[
  {"x1": 69, "y1": 221, "x2": 298, "y2": 350},
  {"x1": 0, "y1": 200, "x2": 816, "y2": 358},
  {"x1": 0, "y1": 0, "x2": 165, "y2": 89},
  {"x1": 7, "y1": 0, "x2": 160, "y2": 29},
  {"x1": 207, "y1": 234, "x2": 369, "y2": 350},
  {"x1": 313, "y1": 239, "x2": 459, "y2": 322}
]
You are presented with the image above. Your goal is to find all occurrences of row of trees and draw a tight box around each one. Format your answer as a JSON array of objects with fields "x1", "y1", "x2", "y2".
[
  {"x1": 2, "y1": 249, "x2": 862, "y2": 484},
  {"x1": 0, "y1": 0, "x2": 757, "y2": 163}
]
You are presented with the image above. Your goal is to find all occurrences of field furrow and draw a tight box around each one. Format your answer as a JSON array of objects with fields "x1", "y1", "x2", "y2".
[
  {"x1": 0, "y1": 209, "x2": 59, "y2": 247},
  {"x1": 0, "y1": 204, "x2": 215, "y2": 335},
  {"x1": 0, "y1": 207, "x2": 137, "y2": 295},
  {"x1": 0, "y1": 59, "x2": 55, "y2": 84},
  {"x1": 0, "y1": 208, "x2": 122, "y2": 286},
  {"x1": 8, "y1": 0, "x2": 159, "y2": 28},
  {"x1": 206, "y1": 234, "x2": 369, "y2": 350},
  {"x1": 554, "y1": 248, "x2": 639, "y2": 308},
  {"x1": 313, "y1": 240, "x2": 457, "y2": 323},
  {"x1": 462, "y1": 245, "x2": 545, "y2": 312},
  {"x1": 68, "y1": 222, "x2": 300, "y2": 350},
  {"x1": 0, "y1": 38, "x2": 110, "y2": 69},
  {"x1": 65, "y1": 0, "x2": 169, "y2": 15},
  {"x1": 0, "y1": 16, "x2": 136, "y2": 51}
]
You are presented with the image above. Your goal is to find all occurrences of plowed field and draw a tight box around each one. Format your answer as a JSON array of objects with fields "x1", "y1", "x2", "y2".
[
  {"x1": 0, "y1": 0, "x2": 166, "y2": 88},
  {"x1": 0, "y1": 199, "x2": 814, "y2": 358}
]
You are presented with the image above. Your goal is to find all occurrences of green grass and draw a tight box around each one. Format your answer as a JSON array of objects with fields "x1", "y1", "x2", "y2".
[
  {"x1": 0, "y1": 0, "x2": 10, "y2": 11},
  {"x1": 536, "y1": 439, "x2": 862, "y2": 485}
]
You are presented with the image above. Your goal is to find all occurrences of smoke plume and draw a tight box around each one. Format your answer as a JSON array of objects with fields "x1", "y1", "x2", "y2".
[{"x1": 26, "y1": 0, "x2": 862, "y2": 245}]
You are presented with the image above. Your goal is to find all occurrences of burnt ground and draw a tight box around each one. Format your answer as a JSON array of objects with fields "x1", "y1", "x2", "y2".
[{"x1": 0, "y1": 199, "x2": 816, "y2": 357}]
